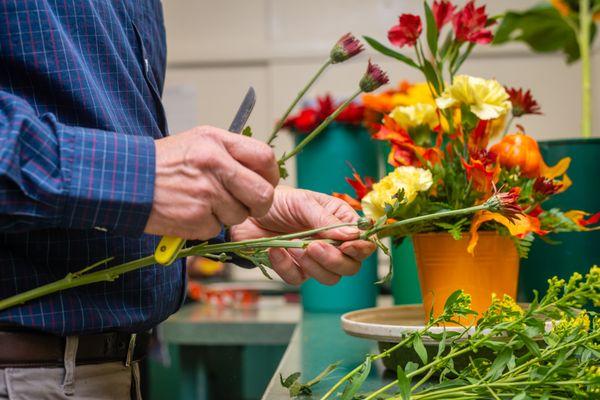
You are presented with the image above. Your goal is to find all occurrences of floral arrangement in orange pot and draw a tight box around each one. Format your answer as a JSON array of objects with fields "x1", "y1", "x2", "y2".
[{"x1": 335, "y1": 0, "x2": 600, "y2": 319}]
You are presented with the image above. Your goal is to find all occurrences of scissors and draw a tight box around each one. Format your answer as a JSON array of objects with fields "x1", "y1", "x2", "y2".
[{"x1": 154, "y1": 87, "x2": 257, "y2": 265}]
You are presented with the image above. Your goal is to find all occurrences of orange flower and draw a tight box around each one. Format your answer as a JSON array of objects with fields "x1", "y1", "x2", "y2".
[
  {"x1": 332, "y1": 171, "x2": 376, "y2": 211},
  {"x1": 467, "y1": 211, "x2": 533, "y2": 254},
  {"x1": 461, "y1": 155, "x2": 499, "y2": 194},
  {"x1": 564, "y1": 211, "x2": 600, "y2": 229},
  {"x1": 551, "y1": 0, "x2": 571, "y2": 16},
  {"x1": 333, "y1": 193, "x2": 362, "y2": 210}
]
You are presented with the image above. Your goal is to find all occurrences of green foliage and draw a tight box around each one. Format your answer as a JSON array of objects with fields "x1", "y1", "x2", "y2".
[
  {"x1": 539, "y1": 208, "x2": 582, "y2": 233},
  {"x1": 493, "y1": 4, "x2": 597, "y2": 63},
  {"x1": 280, "y1": 362, "x2": 340, "y2": 397},
  {"x1": 340, "y1": 357, "x2": 371, "y2": 400},
  {"x1": 241, "y1": 126, "x2": 253, "y2": 136},
  {"x1": 302, "y1": 267, "x2": 600, "y2": 399},
  {"x1": 511, "y1": 233, "x2": 535, "y2": 259},
  {"x1": 363, "y1": 36, "x2": 419, "y2": 69}
]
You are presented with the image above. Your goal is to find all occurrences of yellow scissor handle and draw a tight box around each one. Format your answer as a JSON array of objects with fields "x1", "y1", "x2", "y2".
[{"x1": 154, "y1": 236, "x2": 186, "y2": 266}]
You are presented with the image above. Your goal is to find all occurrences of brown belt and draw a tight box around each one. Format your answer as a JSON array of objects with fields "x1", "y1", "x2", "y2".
[{"x1": 0, "y1": 329, "x2": 151, "y2": 368}]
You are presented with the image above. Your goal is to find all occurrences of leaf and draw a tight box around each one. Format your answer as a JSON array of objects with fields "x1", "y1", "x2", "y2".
[
  {"x1": 413, "y1": 335, "x2": 428, "y2": 364},
  {"x1": 278, "y1": 161, "x2": 289, "y2": 179},
  {"x1": 421, "y1": 58, "x2": 440, "y2": 95},
  {"x1": 485, "y1": 347, "x2": 513, "y2": 380},
  {"x1": 305, "y1": 361, "x2": 340, "y2": 387},
  {"x1": 404, "y1": 361, "x2": 419, "y2": 375},
  {"x1": 516, "y1": 332, "x2": 541, "y2": 358},
  {"x1": 443, "y1": 289, "x2": 463, "y2": 313},
  {"x1": 363, "y1": 36, "x2": 419, "y2": 69},
  {"x1": 396, "y1": 365, "x2": 411, "y2": 400},
  {"x1": 242, "y1": 126, "x2": 253, "y2": 137},
  {"x1": 340, "y1": 357, "x2": 371, "y2": 400},
  {"x1": 280, "y1": 372, "x2": 301, "y2": 388},
  {"x1": 492, "y1": 5, "x2": 589, "y2": 64},
  {"x1": 424, "y1": 1, "x2": 439, "y2": 57}
]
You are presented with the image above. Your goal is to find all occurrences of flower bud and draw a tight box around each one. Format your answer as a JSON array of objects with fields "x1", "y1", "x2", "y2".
[
  {"x1": 330, "y1": 33, "x2": 364, "y2": 64},
  {"x1": 359, "y1": 60, "x2": 389, "y2": 93},
  {"x1": 357, "y1": 217, "x2": 374, "y2": 230}
]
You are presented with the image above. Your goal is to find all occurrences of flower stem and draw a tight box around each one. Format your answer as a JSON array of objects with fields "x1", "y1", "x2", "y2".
[
  {"x1": 278, "y1": 88, "x2": 363, "y2": 164},
  {"x1": 362, "y1": 204, "x2": 488, "y2": 239},
  {"x1": 267, "y1": 59, "x2": 332, "y2": 145},
  {"x1": 579, "y1": 0, "x2": 592, "y2": 138}
]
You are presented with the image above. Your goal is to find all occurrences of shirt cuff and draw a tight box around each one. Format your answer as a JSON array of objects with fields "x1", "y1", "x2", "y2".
[{"x1": 59, "y1": 126, "x2": 155, "y2": 237}]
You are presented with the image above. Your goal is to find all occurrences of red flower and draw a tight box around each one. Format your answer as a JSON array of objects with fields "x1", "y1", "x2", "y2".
[
  {"x1": 388, "y1": 14, "x2": 423, "y2": 48},
  {"x1": 330, "y1": 33, "x2": 364, "y2": 63},
  {"x1": 432, "y1": 1, "x2": 456, "y2": 30},
  {"x1": 359, "y1": 60, "x2": 389, "y2": 93},
  {"x1": 493, "y1": 187, "x2": 523, "y2": 222},
  {"x1": 283, "y1": 108, "x2": 318, "y2": 133},
  {"x1": 452, "y1": 0, "x2": 494, "y2": 44},
  {"x1": 284, "y1": 94, "x2": 364, "y2": 133},
  {"x1": 581, "y1": 212, "x2": 600, "y2": 227},
  {"x1": 336, "y1": 102, "x2": 365, "y2": 125},
  {"x1": 506, "y1": 87, "x2": 542, "y2": 117},
  {"x1": 533, "y1": 177, "x2": 562, "y2": 196}
]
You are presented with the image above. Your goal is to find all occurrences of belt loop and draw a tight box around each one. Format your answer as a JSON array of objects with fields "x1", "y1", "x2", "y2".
[
  {"x1": 62, "y1": 336, "x2": 79, "y2": 396},
  {"x1": 125, "y1": 333, "x2": 137, "y2": 367}
]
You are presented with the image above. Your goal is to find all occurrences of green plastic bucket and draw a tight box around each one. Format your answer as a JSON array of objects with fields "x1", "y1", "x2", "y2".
[
  {"x1": 519, "y1": 138, "x2": 600, "y2": 301},
  {"x1": 296, "y1": 123, "x2": 379, "y2": 312}
]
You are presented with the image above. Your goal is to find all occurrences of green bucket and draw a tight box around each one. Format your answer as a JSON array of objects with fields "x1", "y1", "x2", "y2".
[
  {"x1": 296, "y1": 123, "x2": 379, "y2": 312},
  {"x1": 519, "y1": 138, "x2": 600, "y2": 301}
]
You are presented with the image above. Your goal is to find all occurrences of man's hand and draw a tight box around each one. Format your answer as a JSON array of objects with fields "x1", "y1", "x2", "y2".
[
  {"x1": 231, "y1": 186, "x2": 377, "y2": 286},
  {"x1": 144, "y1": 126, "x2": 279, "y2": 239}
]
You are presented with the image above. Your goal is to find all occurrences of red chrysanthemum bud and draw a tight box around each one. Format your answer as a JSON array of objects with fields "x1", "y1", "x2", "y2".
[
  {"x1": 388, "y1": 14, "x2": 423, "y2": 48},
  {"x1": 452, "y1": 0, "x2": 494, "y2": 44},
  {"x1": 432, "y1": 0, "x2": 456, "y2": 30},
  {"x1": 486, "y1": 187, "x2": 523, "y2": 222},
  {"x1": 359, "y1": 60, "x2": 389, "y2": 93},
  {"x1": 330, "y1": 33, "x2": 364, "y2": 64},
  {"x1": 533, "y1": 177, "x2": 562, "y2": 196},
  {"x1": 506, "y1": 87, "x2": 542, "y2": 117}
]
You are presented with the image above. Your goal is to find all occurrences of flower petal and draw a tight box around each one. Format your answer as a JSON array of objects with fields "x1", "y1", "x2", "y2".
[{"x1": 467, "y1": 211, "x2": 533, "y2": 254}]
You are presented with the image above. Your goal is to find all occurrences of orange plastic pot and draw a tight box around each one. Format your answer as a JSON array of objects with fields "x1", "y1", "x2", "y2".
[{"x1": 413, "y1": 232, "x2": 519, "y2": 322}]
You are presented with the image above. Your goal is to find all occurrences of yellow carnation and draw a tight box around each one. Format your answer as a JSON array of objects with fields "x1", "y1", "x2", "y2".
[
  {"x1": 361, "y1": 166, "x2": 433, "y2": 220},
  {"x1": 436, "y1": 75, "x2": 511, "y2": 120},
  {"x1": 390, "y1": 103, "x2": 438, "y2": 129}
]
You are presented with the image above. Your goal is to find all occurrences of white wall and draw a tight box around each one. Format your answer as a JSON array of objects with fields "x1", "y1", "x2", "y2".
[{"x1": 162, "y1": 0, "x2": 599, "y2": 185}]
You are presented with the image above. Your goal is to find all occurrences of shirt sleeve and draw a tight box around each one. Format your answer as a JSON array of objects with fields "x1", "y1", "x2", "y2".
[{"x1": 0, "y1": 90, "x2": 155, "y2": 236}]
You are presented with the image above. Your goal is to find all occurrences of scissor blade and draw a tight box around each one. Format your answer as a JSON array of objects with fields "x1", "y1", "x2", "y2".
[{"x1": 228, "y1": 87, "x2": 256, "y2": 134}]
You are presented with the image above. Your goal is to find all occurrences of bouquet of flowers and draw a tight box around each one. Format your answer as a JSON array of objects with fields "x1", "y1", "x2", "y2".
[{"x1": 335, "y1": 0, "x2": 599, "y2": 258}]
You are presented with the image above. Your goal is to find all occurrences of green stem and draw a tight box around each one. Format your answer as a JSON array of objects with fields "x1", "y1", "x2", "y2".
[
  {"x1": 579, "y1": 0, "x2": 592, "y2": 138},
  {"x1": 0, "y1": 255, "x2": 157, "y2": 311},
  {"x1": 278, "y1": 88, "x2": 363, "y2": 164},
  {"x1": 267, "y1": 59, "x2": 332, "y2": 145},
  {"x1": 362, "y1": 203, "x2": 488, "y2": 239},
  {"x1": 319, "y1": 320, "x2": 440, "y2": 400},
  {"x1": 502, "y1": 115, "x2": 514, "y2": 137}
]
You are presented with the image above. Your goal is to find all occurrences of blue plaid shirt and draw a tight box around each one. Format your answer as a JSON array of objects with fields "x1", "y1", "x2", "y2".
[{"x1": 0, "y1": 0, "x2": 194, "y2": 335}]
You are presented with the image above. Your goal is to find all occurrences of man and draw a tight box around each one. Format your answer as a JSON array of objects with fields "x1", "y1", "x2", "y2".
[{"x1": 0, "y1": 1, "x2": 376, "y2": 399}]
